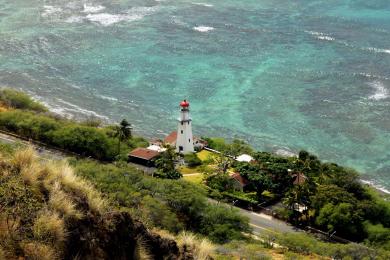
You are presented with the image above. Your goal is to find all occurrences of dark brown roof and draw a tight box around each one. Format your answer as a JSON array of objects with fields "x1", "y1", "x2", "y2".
[
  {"x1": 230, "y1": 173, "x2": 250, "y2": 187},
  {"x1": 129, "y1": 148, "x2": 160, "y2": 161},
  {"x1": 164, "y1": 131, "x2": 177, "y2": 145},
  {"x1": 292, "y1": 172, "x2": 307, "y2": 185}
]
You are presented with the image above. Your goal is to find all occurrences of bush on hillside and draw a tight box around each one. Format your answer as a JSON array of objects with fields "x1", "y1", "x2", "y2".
[
  {"x1": 0, "y1": 88, "x2": 47, "y2": 112},
  {"x1": 184, "y1": 153, "x2": 202, "y2": 167},
  {"x1": 72, "y1": 159, "x2": 250, "y2": 243},
  {"x1": 0, "y1": 110, "x2": 119, "y2": 160}
]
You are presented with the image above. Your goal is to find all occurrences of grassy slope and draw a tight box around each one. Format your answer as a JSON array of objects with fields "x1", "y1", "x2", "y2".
[{"x1": 0, "y1": 147, "x2": 188, "y2": 260}]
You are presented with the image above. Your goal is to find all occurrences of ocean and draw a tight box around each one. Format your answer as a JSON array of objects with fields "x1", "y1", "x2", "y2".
[{"x1": 0, "y1": 0, "x2": 389, "y2": 191}]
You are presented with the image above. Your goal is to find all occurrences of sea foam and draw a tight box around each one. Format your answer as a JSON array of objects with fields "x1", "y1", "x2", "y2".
[
  {"x1": 364, "y1": 47, "x2": 390, "y2": 55},
  {"x1": 193, "y1": 26, "x2": 214, "y2": 32},
  {"x1": 192, "y1": 2, "x2": 214, "y2": 7},
  {"x1": 361, "y1": 179, "x2": 390, "y2": 195},
  {"x1": 42, "y1": 5, "x2": 63, "y2": 17},
  {"x1": 305, "y1": 30, "x2": 335, "y2": 41},
  {"x1": 86, "y1": 7, "x2": 156, "y2": 26},
  {"x1": 98, "y1": 95, "x2": 118, "y2": 102},
  {"x1": 368, "y1": 81, "x2": 389, "y2": 100},
  {"x1": 82, "y1": 4, "x2": 106, "y2": 13}
]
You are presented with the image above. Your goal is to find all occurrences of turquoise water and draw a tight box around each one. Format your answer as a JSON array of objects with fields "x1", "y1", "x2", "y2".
[{"x1": 0, "y1": 0, "x2": 389, "y2": 189}]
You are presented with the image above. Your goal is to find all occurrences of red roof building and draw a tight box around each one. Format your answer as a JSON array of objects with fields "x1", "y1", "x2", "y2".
[
  {"x1": 164, "y1": 131, "x2": 177, "y2": 146},
  {"x1": 230, "y1": 173, "x2": 250, "y2": 191},
  {"x1": 292, "y1": 172, "x2": 307, "y2": 185},
  {"x1": 128, "y1": 148, "x2": 161, "y2": 167}
]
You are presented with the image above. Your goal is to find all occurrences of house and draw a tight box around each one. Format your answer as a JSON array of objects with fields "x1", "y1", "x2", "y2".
[
  {"x1": 292, "y1": 172, "x2": 307, "y2": 185},
  {"x1": 236, "y1": 154, "x2": 254, "y2": 163},
  {"x1": 146, "y1": 144, "x2": 167, "y2": 153},
  {"x1": 194, "y1": 137, "x2": 208, "y2": 151},
  {"x1": 230, "y1": 172, "x2": 250, "y2": 192},
  {"x1": 164, "y1": 131, "x2": 177, "y2": 147},
  {"x1": 128, "y1": 148, "x2": 161, "y2": 167}
]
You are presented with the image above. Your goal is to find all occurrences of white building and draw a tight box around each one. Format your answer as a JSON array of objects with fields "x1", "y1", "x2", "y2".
[
  {"x1": 236, "y1": 154, "x2": 254, "y2": 163},
  {"x1": 176, "y1": 100, "x2": 194, "y2": 154}
]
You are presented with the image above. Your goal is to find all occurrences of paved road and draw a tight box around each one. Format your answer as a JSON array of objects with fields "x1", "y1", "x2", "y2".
[
  {"x1": 0, "y1": 131, "x2": 299, "y2": 236},
  {"x1": 0, "y1": 132, "x2": 67, "y2": 161},
  {"x1": 209, "y1": 199, "x2": 299, "y2": 235},
  {"x1": 238, "y1": 208, "x2": 298, "y2": 235}
]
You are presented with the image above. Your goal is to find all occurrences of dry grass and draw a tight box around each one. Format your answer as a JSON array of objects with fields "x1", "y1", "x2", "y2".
[
  {"x1": 0, "y1": 246, "x2": 5, "y2": 260},
  {"x1": 0, "y1": 147, "x2": 123, "y2": 259},
  {"x1": 11, "y1": 148, "x2": 106, "y2": 215},
  {"x1": 152, "y1": 228, "x2": 176, "y2": 241},
  {"x1": 56, "y1": 161, "x2": 108, "y2": 214},
  {"x1": 20, "y1": 162, "x2": 41, "y2": 186},
  {"x1": 178, "y1": 231, "x2": 215, "y2": 260},
  {"x1": 22, "y1": 242, "x2": 58, "y2": 260},
  {"x1": 0, "y1": 214, "x2": 20, "y2": 245},
  {"x1": 11, "y1": 146, "x2": 37, "y2": 172},
  {"x1": 32, "y1": 210, "x2": 66, "y2": 246},
  {"x1": 135, "y1": 236, "x2": 153, "y2": 260},
  {"x1": 49, "y1": 182, "x2": 83, "y2": 219}
]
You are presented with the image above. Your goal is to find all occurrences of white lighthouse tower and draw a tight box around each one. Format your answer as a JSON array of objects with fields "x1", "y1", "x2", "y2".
[{"x1": 176, "y1": 100, "x2": 194, "y2": 154}]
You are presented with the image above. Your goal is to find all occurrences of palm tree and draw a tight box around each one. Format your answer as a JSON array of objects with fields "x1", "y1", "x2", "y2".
[{"x1": 114, "y1": 119, "x2": 132, "y2": 155}]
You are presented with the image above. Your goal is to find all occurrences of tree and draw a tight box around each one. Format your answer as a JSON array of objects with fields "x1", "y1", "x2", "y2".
[
  {"x1": 155, "y1": 146, "x2": 182, "y2": 179},
  {"x1": 316, "y1": 202, "x2": 364, "y2": 239},
  {"x1": 310, "y1": 185, "x2": 357, "y2": 213},
  {"x1": 113, "y1": 119, "x2": 132, "y2": 155},
  {"x1": 236, "y1": 162, "x2": 273, "y2": 200},
  {"x1": 184, "y1": 153, "x2": 202, "y2": 167}
]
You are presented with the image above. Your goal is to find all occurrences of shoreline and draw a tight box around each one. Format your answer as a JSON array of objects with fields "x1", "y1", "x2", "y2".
[{"x1": 26, "y1": 92, "x2": 390, "y2": 196}]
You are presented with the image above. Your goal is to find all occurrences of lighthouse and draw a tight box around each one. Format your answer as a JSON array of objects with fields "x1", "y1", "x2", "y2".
[{"x1": 176, "y1": 100, "x2": 194, "y2": 154}]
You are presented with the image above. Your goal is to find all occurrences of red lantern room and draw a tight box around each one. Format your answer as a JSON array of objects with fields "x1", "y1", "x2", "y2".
[{"x1": 180, "y1": 100, "x2": 190, "y2": 108}]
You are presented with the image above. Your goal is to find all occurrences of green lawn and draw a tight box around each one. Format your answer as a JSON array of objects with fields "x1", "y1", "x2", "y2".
[
  {"x1": 197, "y1": 150, "x2": 215, "y2": 161},
  {"x1": 183, "y1": 174, "x2": 203, "y2": 184},
  {"x1": 178, "y1": 165, "x2": 200, "y2": 174}
]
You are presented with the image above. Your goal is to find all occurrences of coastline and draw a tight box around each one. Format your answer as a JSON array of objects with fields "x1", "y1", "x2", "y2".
[{"x1": 28, "y1": 94, "x2": 390, "y2": 196}]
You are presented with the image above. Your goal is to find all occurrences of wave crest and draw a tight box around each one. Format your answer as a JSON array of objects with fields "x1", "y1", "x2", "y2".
[
  {"x1": 193, "y1": 26, "x2": 214, "y2": 32},
  {"x1": 368, "y1": 81, "x2": 389, "y2": 100}
]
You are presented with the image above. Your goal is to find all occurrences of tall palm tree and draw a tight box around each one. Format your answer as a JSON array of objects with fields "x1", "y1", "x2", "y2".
[{"x1": 114, "y1": 119, "x2": 132, "y2": 155}]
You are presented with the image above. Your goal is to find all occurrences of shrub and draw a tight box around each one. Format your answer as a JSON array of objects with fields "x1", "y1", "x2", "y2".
[
  {"x1": 73, "y1": 159, "x2": 249, "y2": 243},
  {"x1": 32, "y1": 210, "x2": 66, "y2": 246},
  {"x1": 21, "y1": 242, "x2": 58, "y2": 260},
  {"x1": 177, "y1": 231, "x2": 215, "y2": 260},
  {"x1": 0, "y1": 110, "x2": 133, "y2": 161},
  {"x1": 48, "y1": 182, "x2": 83, "y2": 220},
  {"x1": 184, "y1": 153, "x2": 202, "y2": 167},
  {"x1": 0, "y1": 88, "x2": 47, "y2": 112}
]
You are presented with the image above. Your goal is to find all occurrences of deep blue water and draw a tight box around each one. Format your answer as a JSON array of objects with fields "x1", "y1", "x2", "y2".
[{"x1": 0, "y1": 0, "x2": 389, "y2": 190}]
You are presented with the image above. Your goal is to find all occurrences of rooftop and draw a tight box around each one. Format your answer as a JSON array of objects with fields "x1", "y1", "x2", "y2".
[
  {"x1": 292, "y1": 172, "x2": 307, "y2": 185},
  {"x1": 164, "y1": 131, "x2": 177, "y2": 145},
  {"x1": 236, "y1": 154, "x2": 254, "y2": 162},
  {"x1": 129, "y1": 148, "x2": 161, "y2": 161},
  {"x1": 230, "y1": 172, "x2": 250, "y2": 187}
]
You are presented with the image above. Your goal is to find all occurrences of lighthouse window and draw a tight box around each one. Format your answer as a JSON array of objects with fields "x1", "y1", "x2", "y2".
[
  {"x1": 181, "y1": 130, "x2": 183, "y2": 134},
  {"x1": 189, "y1": 139, "x2": 191, "y2": 143},
  {"x1": 181, "y1": 122, "x2": 183, "y2": 126}
]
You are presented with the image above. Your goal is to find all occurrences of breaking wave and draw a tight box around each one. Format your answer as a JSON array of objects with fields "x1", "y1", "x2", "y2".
[
  {"x1": 82, "y1": 4, "x2": 105, "y2": 13},
  {"x1": 193, "y1": 26, "x2": 214, "y2": 32},
  {"x1": 368, "y1": 81, "x2": 389, "y2": 100},
  {"x1": 192, "y1": 2, "x2": 214, "y2": 7},
  {"x1": 42, "y1": 5, "x2": 63, "y2": 17},
  {"x1": 86, "y1": 7, "x2": 157, "y2": 26}
]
